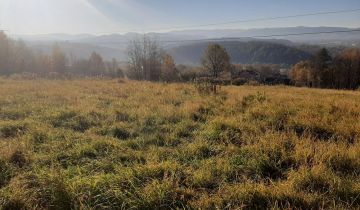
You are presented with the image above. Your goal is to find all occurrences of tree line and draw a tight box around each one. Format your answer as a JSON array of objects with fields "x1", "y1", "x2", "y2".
[
  {"x1": 290, "y1": 48, "x2": 360, "y2": 90},
  {"x1": 126, "y1": 36, "x2": 231, "y2": 82},
  {"x1": 0, "y1": 31, "x2": 123, "y2": 77},
  {"x1": 127, "y1": 38, "x2": 360, "y2": 90},
  {"x1": 2, "y1": 31, "x2": 360, "y2": 90},
  {"x1": 0, "y1": 31, "x2": 233, "y2": 82},
  {"x1": 0, "y1": 32, "x2": 179, "y2": 81}
]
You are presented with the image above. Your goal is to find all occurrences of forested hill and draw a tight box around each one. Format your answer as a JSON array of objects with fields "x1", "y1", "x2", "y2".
[{"x1": 168, "y1": 41, "x2": 313, "y2": 65}]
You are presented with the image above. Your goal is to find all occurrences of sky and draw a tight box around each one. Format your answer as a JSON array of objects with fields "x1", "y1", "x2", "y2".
[{"x1": 0, "y1": 0, "x2": 360, "y2": 35}]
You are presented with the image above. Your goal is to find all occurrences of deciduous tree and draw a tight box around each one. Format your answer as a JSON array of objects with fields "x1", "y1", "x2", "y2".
[
  {"x1": 88, "y1": 52, "x2": 105, "y2": 76},
  {"x1": 201, "y1": 43, "x2": 231, "y2": 78},
  {"x1": 51, "y1": 44, "x2": 66, "y2": 74},
  {"x1": 161, "y1": 54, "x2": 178, "y2": 82}
]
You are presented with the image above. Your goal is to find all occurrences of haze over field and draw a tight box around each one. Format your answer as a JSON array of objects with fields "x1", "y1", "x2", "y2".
[{"x1": 7, "y1": 26, "x2": 360, "y2": 64}]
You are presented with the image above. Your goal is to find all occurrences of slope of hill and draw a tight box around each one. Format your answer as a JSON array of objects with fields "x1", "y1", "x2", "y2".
[
  {"x1": 168, "y1": 41, "x2": 312, "y2": 65},
  {"x1": 22, "y1": 39, "x2": 312, "y2": 65},
  {"x1": 0, "y1": 79, "x2": 359, "y2": 209}
]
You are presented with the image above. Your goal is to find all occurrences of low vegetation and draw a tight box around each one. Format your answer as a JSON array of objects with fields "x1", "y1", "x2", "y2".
[
  {"x1": 290, "y1": 48, "x2": 360, "y2": 90},
  {"x1": 0, "y1": 78, "x2": 359, "y2": 209},
  {"x1": 2, "y1": 31, "x2": 360, "y2": 90}
]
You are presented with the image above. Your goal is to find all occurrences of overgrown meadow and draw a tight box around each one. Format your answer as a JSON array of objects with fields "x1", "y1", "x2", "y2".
[{"x1": 0, "y1": 78, "x2": 359, "y2": 209}]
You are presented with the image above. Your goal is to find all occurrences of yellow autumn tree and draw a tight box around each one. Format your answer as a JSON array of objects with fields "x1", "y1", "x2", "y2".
[{"x1": 161, "y1": 54, "x2": 178, "y2": 82}]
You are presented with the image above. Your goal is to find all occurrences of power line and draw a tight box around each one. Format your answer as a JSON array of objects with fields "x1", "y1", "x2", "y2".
[
  {"x1": 99, "y1": 29, "x2": 360, "y2": 44},
  {"x1": 107, "y1": 8, "x2": 360, "y2": 33},
  {"x1": 160, "y1": 29, "x2": 360, "y2": 43}
]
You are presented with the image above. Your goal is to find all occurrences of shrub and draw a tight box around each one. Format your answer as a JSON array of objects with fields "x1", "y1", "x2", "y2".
[
  {"x1": 0, "y1": 198, "x2": 27, "y2": 210},
  {"x1": 23, "y1": 172, "x2": 73, "y2": 209},
  {"x1": 217, "y1": 184, "x2": 270, "y2": 209},
  {"x1": 115, "y1": 111, "x2": 131, "y2": 122},
  {"x1": 9, "y1": 150, "x2": 28, "y2": 168},
  {"x1": 174, "y1": 120, "x2": 197, "y2": 138},
  {"x1": 291, "y1": 123, "x2": 337, "y2": 141},
  {"x1": 30, "y1": 131, "x2": 49, "y2": 145},
  {"x1": 0, "y1": 109, "x2": 28, "y2": 120},
  {"x1": 203, "y1": 119, "x2": 242, "y2": 145},
  {"x1": 241, "y1": 92, "x2": 267, "y2": 111},
  {"x1": 292, "y1": 168, "x2": 333, "y2": 194},
  {"x1": 0, "y1": 123, "x2": 27, "y2": 138},
  {"x1": 0, "y1": 159, "x2": 12, "y2": 187},
  {"x1": 191, "y1": 166, "x2": 218, "y2": 189},
  {"x1": 186, "y1": 141, "x2": 217, "y2": 160},
  {"x1": 92, "y1": 141, "x2": 116, "y2": 156},
  {"x1": 96, "y1": 124, "x2": 135, "y2": 140},
  {"x1": 327, "y1": 154, "x2": 360, "y2": 176},
  {"x1": 231, "y1": 148, "x2": 296, "y2": 180},
  {"x1": 139, "y1": 179, "x2": 180, "y2": 209},
  {"x1": 270, "y1": 108, "x2": 295, "y2": 131},
  {"x1": 112, "y1": 127, "x2": 131, "y2": 140},
  {"x1": 51, "y1": 111, "x2": 96, "y2": 132},
  {"x1": 190, "y1": 105, "x2": 213, "y2": 122}
]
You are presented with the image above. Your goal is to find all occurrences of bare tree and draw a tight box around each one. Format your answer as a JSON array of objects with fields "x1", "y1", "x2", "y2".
[
  {"x1": 201, "y1": 43, "x2": 231, "y2": 78},
  {"x1": 127, "y1": 36, "x2": 162, "y2": 81}
]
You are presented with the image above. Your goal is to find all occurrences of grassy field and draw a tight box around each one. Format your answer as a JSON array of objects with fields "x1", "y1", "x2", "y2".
[{"x1": 0, "y1": 78, "x2": 359, "y2": 210}]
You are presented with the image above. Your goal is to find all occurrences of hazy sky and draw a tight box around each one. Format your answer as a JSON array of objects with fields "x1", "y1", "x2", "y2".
[{"x1": 1, "y1": 0, "x2": 360, "y2": 35}]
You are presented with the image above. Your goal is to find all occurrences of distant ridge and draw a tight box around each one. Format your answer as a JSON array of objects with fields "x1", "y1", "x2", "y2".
[
  {"x1": 10, "y1": 27, "x2": 359, "y2": 63},
  {"x1": 168, "y1": 40, "x2": 312, "y2": 65},
  {"x1": 13, "y1": 27, "x2": 360, "y2": 44}
]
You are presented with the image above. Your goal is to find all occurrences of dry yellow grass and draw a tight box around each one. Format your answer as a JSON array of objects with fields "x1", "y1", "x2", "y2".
[{"x1": 0, "y1": 78, "x2": 359, "y2": 209}]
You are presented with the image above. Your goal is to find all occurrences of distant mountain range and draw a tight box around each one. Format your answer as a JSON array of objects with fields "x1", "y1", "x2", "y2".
[
  {"x1": 168, "y1": 27, "x2": 360, "y2": 43},
  {"x1": 11, "y1": 27, "x2": 360, "y2": 65}
]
